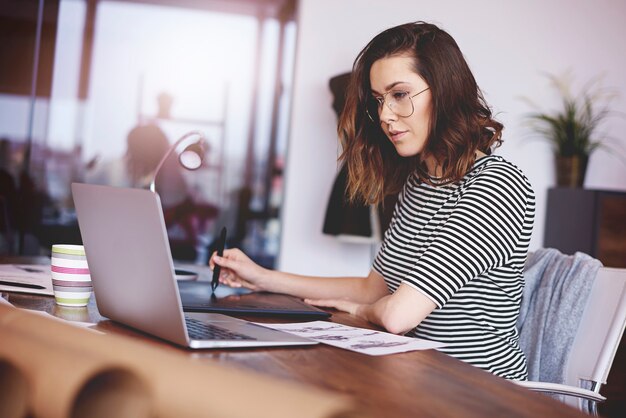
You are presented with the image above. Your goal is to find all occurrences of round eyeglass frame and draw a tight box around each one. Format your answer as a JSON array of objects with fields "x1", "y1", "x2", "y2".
[{"x1": 366, "y1": 87, "x2": 430, "y2": 123}]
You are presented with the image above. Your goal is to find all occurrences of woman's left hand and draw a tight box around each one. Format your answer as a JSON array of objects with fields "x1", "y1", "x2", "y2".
[{"x1": 304, "y1": 298, "x2": 363, "y2": 317}]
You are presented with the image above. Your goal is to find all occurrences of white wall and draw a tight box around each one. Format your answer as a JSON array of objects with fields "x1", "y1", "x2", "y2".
[{"x1": 278, "y1": 0, "x2": 626, "y2": 276}]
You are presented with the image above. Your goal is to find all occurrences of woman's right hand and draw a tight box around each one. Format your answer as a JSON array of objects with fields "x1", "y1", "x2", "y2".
[{"x1": 209, "y1": 248, "x2": 269, "y2": 291}]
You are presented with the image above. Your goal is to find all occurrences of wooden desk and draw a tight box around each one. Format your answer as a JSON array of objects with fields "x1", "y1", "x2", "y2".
[{"x1": 2, "y1": 290, "x2": 587, "y2": 418}]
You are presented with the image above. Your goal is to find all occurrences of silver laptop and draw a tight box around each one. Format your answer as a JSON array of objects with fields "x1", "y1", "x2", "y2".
[{"x1": 72, "y1": 183, "x2": 316, "y2": 349}]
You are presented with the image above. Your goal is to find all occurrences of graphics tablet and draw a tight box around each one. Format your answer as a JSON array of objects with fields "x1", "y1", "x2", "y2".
[{"x1": 178, "y1": 280, "x2": 331, "y2": 319}]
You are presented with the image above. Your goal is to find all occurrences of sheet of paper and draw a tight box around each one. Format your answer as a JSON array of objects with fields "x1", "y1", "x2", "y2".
[
  {"x1": 257, "y1": 320, "x2": 445, "y2": 356},
  {"x1": 0, "y1": 293, "x2": 14, "y2": 306},
  {"x1": 0, "y1": 264, "x2": 53, "y2": 296}
]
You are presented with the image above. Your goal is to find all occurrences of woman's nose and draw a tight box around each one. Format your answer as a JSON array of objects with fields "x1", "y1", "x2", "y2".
[{"x1": 379, "y1": 102, "x2": 397, "y2": 124}]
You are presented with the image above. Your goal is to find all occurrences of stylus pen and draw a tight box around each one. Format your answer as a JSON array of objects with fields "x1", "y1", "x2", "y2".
[{"x1": 211, "y1": 227, "x2": 227, "y2": 292}]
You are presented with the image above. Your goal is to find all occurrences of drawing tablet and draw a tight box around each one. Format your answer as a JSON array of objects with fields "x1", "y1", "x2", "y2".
[{"x1": 177, "y1": 280, "x2": 331, "y2": 319}]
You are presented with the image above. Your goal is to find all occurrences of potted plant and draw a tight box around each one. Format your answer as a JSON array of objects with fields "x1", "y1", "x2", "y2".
[{"x1": 525, "y1": 73, "x2": 617, "y2": 187}]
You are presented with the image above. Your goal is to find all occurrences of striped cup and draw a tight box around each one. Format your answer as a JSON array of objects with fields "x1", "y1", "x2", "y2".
[{"x1": 51, "y1": 244, "x2": 92, "y2": 307}]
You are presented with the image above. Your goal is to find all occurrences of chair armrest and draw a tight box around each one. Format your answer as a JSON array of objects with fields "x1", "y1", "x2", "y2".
[{"x1": 513, "y1": 380, "x2": 606, "y2": 402}]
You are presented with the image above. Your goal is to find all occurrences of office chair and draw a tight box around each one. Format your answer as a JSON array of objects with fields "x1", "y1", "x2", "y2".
[{"x1": 514, "y1": 267, "x2": 626, "y2": 415}]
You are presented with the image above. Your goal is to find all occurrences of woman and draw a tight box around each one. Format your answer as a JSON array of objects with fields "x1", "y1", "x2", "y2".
[{"x1": 212, "y1": 22, "x2": 535, "y2": 380}]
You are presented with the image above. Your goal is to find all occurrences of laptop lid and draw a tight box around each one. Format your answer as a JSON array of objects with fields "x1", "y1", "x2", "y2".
[
  {"x1": 71, "y1": 183, "x2": 315, "y2": 348},
  {"x1": 72, "y1": 183, "x2": 191, "y2": 346}
]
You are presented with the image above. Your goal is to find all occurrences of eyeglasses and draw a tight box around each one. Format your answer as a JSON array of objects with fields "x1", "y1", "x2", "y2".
[{"x1": 366, "y1": 87, "x2": 430, "y2": 123}]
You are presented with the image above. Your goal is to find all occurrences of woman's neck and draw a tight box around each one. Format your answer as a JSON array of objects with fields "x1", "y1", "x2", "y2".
[
  {"x1": 422, "y1": 154, "x2": 441, "y2": 178},
  {"x1": 422, "y1": 150, "x2": 487, "y2": 178}
]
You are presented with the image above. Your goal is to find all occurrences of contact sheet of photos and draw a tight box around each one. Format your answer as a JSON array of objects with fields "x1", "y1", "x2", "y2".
[{"x1": 258, "y1": 321, "x2": 444, "y2": 355}]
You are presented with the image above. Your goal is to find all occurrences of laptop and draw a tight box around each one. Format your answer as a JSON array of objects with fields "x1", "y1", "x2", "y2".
[{"x1": 72, "y1": 183, "x2": 317, "y2": 349}]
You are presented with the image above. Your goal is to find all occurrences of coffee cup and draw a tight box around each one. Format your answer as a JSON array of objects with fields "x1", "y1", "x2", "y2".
[{"x1": 51, "y1": 245, "x2": 92, "y2": 307}]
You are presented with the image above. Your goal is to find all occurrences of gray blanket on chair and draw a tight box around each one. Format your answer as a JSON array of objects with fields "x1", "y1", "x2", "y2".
[{"x1": 517, "y1": 248, "x2": 602, "y2": 383}]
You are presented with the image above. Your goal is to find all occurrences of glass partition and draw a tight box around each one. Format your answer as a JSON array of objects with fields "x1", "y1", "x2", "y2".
[{"x1": 0, "y1": 0, "x2": 297, "y2": 269}]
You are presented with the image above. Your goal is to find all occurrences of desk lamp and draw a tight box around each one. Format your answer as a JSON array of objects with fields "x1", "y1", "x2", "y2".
[{"x1": 149, "y1": 130, "x2": 207, "y2": 193}]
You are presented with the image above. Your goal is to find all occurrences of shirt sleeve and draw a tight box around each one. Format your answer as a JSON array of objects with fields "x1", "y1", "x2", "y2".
[{"x1": 402, "y1": 165, "x2": 533, "y2": 308}]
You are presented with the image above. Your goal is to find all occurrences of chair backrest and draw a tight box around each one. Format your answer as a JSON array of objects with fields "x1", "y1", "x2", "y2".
[{"x1": 565, "y1": 267, "x2": 626, "y2": 388}]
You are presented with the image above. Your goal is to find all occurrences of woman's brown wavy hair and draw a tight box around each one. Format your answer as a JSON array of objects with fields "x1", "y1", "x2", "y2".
[{"x1": 338, "y1": 22, "x2": 503, "y2": 205}]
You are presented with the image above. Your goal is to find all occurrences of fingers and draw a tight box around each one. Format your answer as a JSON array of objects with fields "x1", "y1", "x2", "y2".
[
  {"x1": 216, "y1": 266, "x2": 260, "y2": 291},
  {"x1": 217, "y1": 267, "x2": 239, "y2": 285},
  {"x1": 304, "y1": 299, "x2": 339, "y2": 308},
  {"x1": 210, "y1": 248, "x2": 264, "y2": 291},
  {"x1": 219, "y1": 273, "x2": 259, "y2": 291},
  {"x1": 220, "y1": 275, "x2": 242, "y2": 288},
  {"x1": 210, "y1": 248, "x2": 232, "y2": 265},
  {"x1": 211, "y1": 247, "x2": 247, "y2": 268},
  {"x1": 222, "y1": 247, "x2": 244, "y2": 259},
  {"x1": 208, "y1": 252, "x2": 216, "y2": 269},
  {"x1": 222, "y1": 247, "x2": 239, "y2": 255},
  {"x1": 212, "y1": 254, "x2": 236, "y2": 270}
]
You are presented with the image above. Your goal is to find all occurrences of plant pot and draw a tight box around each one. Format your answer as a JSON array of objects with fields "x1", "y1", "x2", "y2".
[{"x1": 555, "y1": 155, "x2": 588, "y2": 188}]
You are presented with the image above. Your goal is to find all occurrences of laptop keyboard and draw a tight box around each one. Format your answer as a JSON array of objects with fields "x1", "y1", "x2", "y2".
[{"x1": 185, "y1": 317, "x2": 257, "y2": 341}]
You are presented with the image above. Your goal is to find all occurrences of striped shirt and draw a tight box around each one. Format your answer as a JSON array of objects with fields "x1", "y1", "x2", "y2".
[{"x1": 373, "y1": 155, "x2": 535, "y2": 380}]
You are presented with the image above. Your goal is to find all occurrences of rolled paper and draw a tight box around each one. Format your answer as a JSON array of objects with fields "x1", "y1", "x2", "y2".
[
  {"x1": 0, "y1": 359, "x2": 29, "y2": 418},
  {"x1": 0, "y1": 328, "x2": 152, "y2": 418},
  {"x1": 69, "y1": 368, "x2": 153, "y2": 418},
  {"x1": 0, "y1": 306, "x2": 151, "y2": 418},
  {"x1": 0, "y1": 304, "x2": 354, "y2": 418}
]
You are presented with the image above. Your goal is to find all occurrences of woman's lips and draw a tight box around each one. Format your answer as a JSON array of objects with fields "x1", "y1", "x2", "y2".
[{"x1": 389, "y1": 130, "x2": 407, "y2": 143}]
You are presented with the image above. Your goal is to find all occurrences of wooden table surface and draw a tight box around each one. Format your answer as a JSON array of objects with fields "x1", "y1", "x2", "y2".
[{"x1": 2, "y1": 285, "x2": 589, "y2": 418}]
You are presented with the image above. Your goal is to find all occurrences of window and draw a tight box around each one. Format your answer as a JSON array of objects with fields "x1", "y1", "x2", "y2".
[{"x1": 0, "y1": 0, "x2": 296, "y2": 268}]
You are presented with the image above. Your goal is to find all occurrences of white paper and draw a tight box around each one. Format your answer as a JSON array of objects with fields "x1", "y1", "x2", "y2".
[
  {"x1": 257, "y1": 320, "x2": 445, "y2": 356},
  {"x1": 0, "y1": 293, "x2": 14, "y2": 306},
  {"x1": 0, "y1": 264, "x2": 53, "y2": 296}
]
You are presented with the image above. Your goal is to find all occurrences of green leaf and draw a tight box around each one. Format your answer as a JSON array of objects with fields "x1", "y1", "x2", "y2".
[{"x1": 523, "y1": 73, "x2": 618, "y2": 158}]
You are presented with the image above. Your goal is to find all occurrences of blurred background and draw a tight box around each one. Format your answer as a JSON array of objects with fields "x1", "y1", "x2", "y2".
[{"x1": 0, "y1": 0, "x2": 296, "y2": 267}]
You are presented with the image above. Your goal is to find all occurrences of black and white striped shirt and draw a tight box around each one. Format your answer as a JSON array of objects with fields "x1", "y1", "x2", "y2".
[{"x1": 373, "y1": 155, "x2": 535, "y2": 380}]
